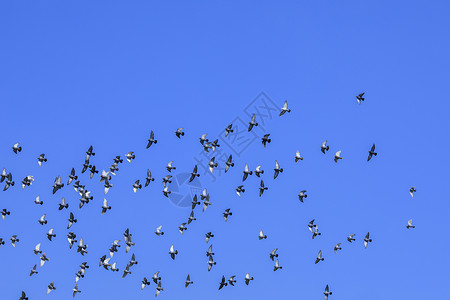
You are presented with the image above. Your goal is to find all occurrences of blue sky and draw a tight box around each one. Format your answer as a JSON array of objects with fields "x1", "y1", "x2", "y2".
[{"x1": 1, "y1": 1, "x2": 449, "y2": 299}]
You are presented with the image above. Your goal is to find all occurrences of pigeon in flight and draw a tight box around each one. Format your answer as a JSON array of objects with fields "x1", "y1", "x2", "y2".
[
  {"x1": 324, "y1": 284, "x2": 333, "y2": 300},
  {"x1": 312, "y1": 225, "x2": 321, "y2": 239},
  {"x1": 34, "y1": 196, "x2": 43, "y2": 205},
  {"x1": 244, "y1": 273, "x2": 254, "y2": 285},
  {"x1": 208, "y1": 157, "x2": 218, "y2": 173},
  {"x1": 58, "y1": 197, "x2": 68, "y2": 210},
  {"x1": 259, "y1": 230, "x2": 267, "y2": 240},
  {"x1": 347, "y1": 234, "x2": 356, "y2": 243},
  {"x1": 188, "y1": 211, "x2": 196, "y2": 224},
  {"x1": 175, "y1": 128, "x2": 185, "y2": 138},
  {"x1": 334, "y1": 243, "x2": 342, "y2": 253},
  {"x1": 242, "y1": 164, "x2": 252, "y2": 181},
  {"x1": 364, "y1": 232, "x2": 372, "y2": 248},
  {"x1": 145, "y1": 169, "x2": 155, "y2": 186},
  {"x1": 77, "y1": 238, "x2": 88, "y2": 255},
  {"x1": 73, "y1": 284, "x2": 81, "y2": 298},
  {"x1": 225, "y1": 155, "x2": 234, "y2": 173},
  {"x1": 3, "y1": 173, "x2": 14, "y2": 191},
  {"x1": 406, "y1": 219, "x2": 415, "y2": 229},
  {"x1": 37, "y1": 154, "x2": 47, "y2": 166},
  {"x1": 110, "y1": 261, "x2": 119, "y2": 272},
  {"x1": 67, "y1": 232, "x2": 77, "y2": 249},
  {"x1": 261, "y1": 134, "x2": 271, "y2": 147},
  {"x1": 155, "y1": 225, "x2": 164, "y2": 236},
  {"x1": 89, "y1": 165, "x2": 98, "y2": 179},
  {"x1": 205, "y1": 232, "x2": 214, "y2": 243},
  {"x1": 321, "y1": 140, "x2": 330, "y2": 154},
  {"x1": 12, "y1": 143, "x2": 22, "y2": 154},
  {"x1": 210, "y1": 139, "x2": 220, "y2": 152},
  {"x1": 259, "y1": 180, "x2": 268, "y2": 197},
  {"x1": 298, "y1": 190, "x2": 308, "y2": 202},
  {"x1": 1, "y1": 209, "x2": 10, "y2": 220},
  {"x1": 199, "y1": 133, "x2": 209, "y2": 145},
  {"x1": 315, "y1": 250, "x2": 324, "y2": 264},
  {"x1": 273, "y1": 160, "x2": 283, "y2": 179},
  {"x1": 169, "y1": 244, "x2": 178, "y2": 260},
  {"x1": 270, "y1": 248, "x2": 279, "y2": 261},
  {"x1": 152, "y1": 271, "x2": 161, "y2": 284},
  {"x1": 356, "y1": 92, "x2": 365, "y2": 104},
  {"x1": 274, "y1": 259, "x2": 282, "y2": 271},
  {"x1": 166, "y1": 161, "x2": 176, "y2": 172},
  {"x1": 67, "y1": 168, "x2": 78, "y2": 185},
  {"x1": 132, "y1": 180, "x2": 142, "y2": 193},
  {"x1": 75, "y1": 270, "x2": 84, "y2": 282},
  {"x1": 223, "y1": 209, "x2": 232, "y2": 222},
  {"x1": 248, "y1": 114, "x2": 258, "y2": 132},
  {"x1": 219, "y1": 275, "x2": 228, "y2": 290},
  {"x1": 38, "y1": 214, "x2": 47, "y2": 225},
  {"x1": 308, "y1": 219, "x2": 317, "y2": 233},
  {"x1": 40, "y1": 253, "x2": 49, "y2": 267},
  {"x1": 191, "y1": 195, "x2": 200, "y2": 209},
  {"x1": 207, "y1": 255, "x2": 216, "y2": 271},
  {"x1": 255, "y1": 165, "x2": 264, "y2": 177},
  {"x1": 334, "y1": 151, "x2": 343, "y2": 163},
  {"x1": 0, "y1": 168, "x2": 7, "y2": 183},
  {"x1": 206, "y1": 244, "x2": 215, "y2": 257},
  {"x1": 294, "y1": 150, "x2": 304, "y2": 162},
  {"x1": 280, "y1": 100, "x2": 291, "y2": 116},
  {"x1": 410, "y1": 187, "x2": 416, "y2": 198},
  {"x1": 367, "y1": 144, "x2": 377, "y2": 161},
  {"x1": 202, "y1": 195, "x2": 212, "y2": 212},
  {"x1": 81, "y1": 159, "x2": 91, "y2": 174},
  {"x1": 122, "y1": 264, "x2": 132, "y2": 278},
  {"x1": 141, "y1": 277, "x2": 150, "y2": 290},
  {"x1": 225, "y1": 124, "x2": 233, "y2": 137},
  {"x1": 52, "y1": 175, "x2": 64, "y2": 194},
  {"x1": 179, "y1": 222, "x2": 188, "y2": 234},
  {"x1": 125, "y1": 152, "x2": 135, "y2": 163},
  {"x1": 162, "y1": 186, "x2": 171, "y2": 198},
  {"x1": 155, "y1": 281, "x2": 164, "y2": 297},
  {"x1": 86, "y1": 145, "x2": 95, "y2": 160},
  {"x1": 236, "y1": 185, "x2": 245, "y2": 197},
  {"x1": 29, "y1": 265, "x2": 38, "y2": 276},
  {"x1": 228, "y1": 275, "x2": 237, "y2": 286},
  {"x1": 46, "y1": 228, "x2": 56, "y2": 241},
  {"x1": 162, "y1": 175, "x2": 172, "y2": 187},
  {"x1": 185, "y1": 274, "x2": 193, "y2": 288},
  {"x1": 34, "y1": 243, "x2": 42, "y2": 255},
  {"x1": 46, "y1": 282, "x2": 56, "y2": 295},
  {"x1": 189, "y1": 165, "x2": 200, "y2": 182},
  {"x1": 109, "y1": 240, "x2": 121, "y2": 257},
  {"x1": 99, "y1": 255, "x2": 110, "y2": 269},
  {"x1": 22, "y1": 175, "x2": 34, "y2": 189},
  {"x1": 113, "y1": 156, "x2": 123, "y2": 164},
  {"x1": 129, "y1": 253, "x2": 138, "y2": 266},
  {"x1": 147, "y1": 131, "x2": 158, "y2": 148}
]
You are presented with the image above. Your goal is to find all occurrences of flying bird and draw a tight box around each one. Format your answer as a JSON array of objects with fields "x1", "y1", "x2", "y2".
[
  {"x1": 147, "y1": 131, "x2": 158, "y2": 148},
  {"x1": 175, "y1": 128, "x2": 185, "y2": 138},
  {"x1": 223, "y1": 208, "x2": 232, "y2": 222},
  {"x1": 334, "y1": 243, "x2": 342, "y2": 253},
  {"x1": 169, "y1": 244, "x2": 178, "y2": 260},
  {"x1": 52, "y1": 175, "x2": 64, "y2": 194},
  {"x1": 155, "y1": 281, "x2": 164, "y2": 297},
  {"x1": 225, "y1": 124, "x2": 233, "y2": 137},
  {"x1": 86, "y1": 145, "x2": 95, "y2": 160},
  {"x1": 334, "y1": 151, "x2": 343, "y2": 163},
  {"x1": 255, "y1": 165, "x2": 264, "y2": 177},
  {"x1": 236, "y1": 185, "x2": 245, "y2": 197},
  {"x1": 12, "y1": 143, "x2": 22, "y2": 154},
  {"x1": 270, "y1": 248, "x2": 279, "y2": 261},
  {"x1": 242, "y1": 164, "x2": 252, "y2": 181},
  {"x1": 1, "y1": 208, "x2": 10, "y2": 220},
  {"x1": 225, "y1": 155, "x2": 234, "y2": 172},
  {"x1": 189, "y1": 165, "x2": 200, "y2": 182},
  {"x1": 46, "y1": 282, "x2": 56, "y2": 295},
  {"x1": 259, "y1": 230, "x2": 267, "y2": 240},
  {"x1": 58, "y1": 197, "x2": 68, "y2": 210},
  {"x1": 294, "y1": 150, "x2": 303, "y2": 162},
  {"x1": 205, "y1": 232, "x2": 214, "y2": 243},
  {"x1": 410, "y1": 186, "x2": 416, "y2": 198},
  {"x1": 244, "y1": 273, "x2": 254, "y2": 285},
  {"x1": 29, "y1": 265, "x2": 38, "y2": 276},
  {"x1": 166, "y1": 161, "x2": 176, "y2": 172},
  {"x1": 228, "y1": 275, "x2": 236, "y2": 286},
  {"x1": 155, "y1": 225, "x2": 164, "y2": 236},
  {"x1": 141, "y1": 277, "x2": 150, "y2": 290},
  {"x1": 37, "y1": 154, "x2": 47, "y2": 166},
  {"x1": 356, "y1": 92, "x2": 365, "y2": 104},
  {"x1": 38, "y1": 214, "x2": 47, "y2": 225},
  {"x1": 125, "y1": 152, "x2": 135, "y2": 163},
  {"x1": 273, "y1": 160, "x2": 283, "y2": 179},
  {"x1": 280, "y1": 100, "x2": 291, "y2": 116},
  {"x1": 259, "y1": 180, "x2": 268, "y2": 197},
  {"x1": 185, "y1": 274, "x2": 193, "y2": 288},
  {"x1": 347, "y1": 234, "x2": 356, "y2": 243},
  {"x1": 73, "y1": 284, "x2": 81, "y2": 298},
  {"x1": 298, "y1": 190, "x2": 308, "y2": 202},
  {"x1": 219, "y1": 275, "x2": 228, "y2": 290},
  {"x1": 274, "y1": 259, "x2": 282, "y2": 271},
  {"x1": 315, "y1": 250, "x2": 324, "y2": 264},
  {"x1": 364, "y1": 232, "x2": 372, "y2": 248},
  {"x1": 321, "y1": 140, "x2": 330, "y2": 154},
  {"x1": 406, "y1": 219, "x2": 415, "y2": 229},
  {"x1": 132, "y1": 180, "x2": 142, "y2": 193},
  {"x1": 40, "y1": 253, "x2": 49, "y2": 267},
  {"x1": 207, "y1": 255, "x2": 216, "y2": 271},
  {"x1": 367, "y1": 144, "x2": 377, "y2": 161},
  {"x1": 261, "y1": 134, "x2": 271, "y2": 147},
  {"x1": 46, "y1": 228, "x2": 56, "y2": 241},
  {"x1": 248, "y1": 114, "x2": 258, "y2": 132},
  {"x1": 145, "y1": 169, "x2": 155, "y2": 186}
]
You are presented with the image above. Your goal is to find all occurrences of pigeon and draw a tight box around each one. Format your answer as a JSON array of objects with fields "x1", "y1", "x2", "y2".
[
  {"x1": 347, "y1": 234, "x2": 356, "y2": 243},
  {"x1": 12, "y1": 143, "x2": 22, "y2": 154},
  {"x1": 334, "y1": 243, "x2": 342, "y2": 253},
  {"x1": 86, "y1": 145, "x2": 95, "y2": 159},
  {"x1": 81, "y1": 159, "x2": 91, "y2": 174},
  {"x1": 73, "y1": 284, "x2": 81, "y2": 297},
  {"x1": 187, "y1": 211, "x2": 196, "y2": 224},
  {"x1": 155, "y1": 281, "x2": 164, "y2": 297},
  {"x1": 321, "y1": 140, "x2": 330, "y2": 153},
  {"x1": 100, "y1": 170, "x2": 111, "y2": 183},
  {"x1": 223, "y1": 208, "x2": 232, "y2": 222},
  {"x1": 236, "y1": 185, "x2": 245, "y2": 196},
  {"x1": 225, "y1": 124, "x2": 233, "y2": 137},
  {"x1": 162, "y1": 186, "x2": 171, "y2": 198},
  {"x1": 58, "y1": 197, "x2": 68, "y2": 210},
  {"x1": 129, "y1": 253, "x2": 138, "y2": 266},
  {"x1": 364, "y1": 232, "x2": 372, "y2": 248},
  {"x1": 132, "y1": 180, "x2": 142, "y2": 193},
  {"x1": 261, "y1": 134, "x2": 271, "y2": 147},
  {"x1": 122, "y1": 264, "x2": 132, "y2": 278},
  {"x1": 207, "y1": 255, "x2": 216, "y2": 271},
  {"x1": 205, "y1": 232, "x2": 214, "y2": 243},
  {"x1": 356, "y1": 92, "x2": 365, "y2": 104},
  {"x1": 145, "y1": 169, "x2": 155, "y2": 186},
  {"x1": 206, "y1": 244, "x2": 215, "y2": 257},
  {"x1": 308, "y1": 219, "x2": 317, "y2": 233},
  {"x1": 166, "y1": 161, "x2": 176, "y2": 172},
  {"x1": 315, "y1": 250, "x2": 324, "y2": 264},
  {"x1": 410, "y1": 187, "x2": 416, "y2": 198},
  {"x1": 113, "y1": 156, "x2": 123, "y2": 164},
  {"x1": 79, "y1": 262, "x2": 89, "y2": 274},
  {"x1": 88, "y1": 165, "x2": 98, "y2": 179},
  {"x1": 175, "y1": 128, "x2": 185, "y2": 138},
  {"x1": 52, "y1": 175, "x2": 64, "y2": 194},
  {"x1": 1, "y1": 208, "x2": 10, "y2": 220},
  {"x1": 73, "y1": 181, "x2": 84, "y2": 193},
  {"x1": 34, "y1": 243, "x2": 42, "y2": 255},
  {"x1": 38, "y1": 214, "x2": 47, "y2": 225},
  {"x1": 367, "y1": 144, "x2": 377, "y2": 161},
  {"x1": 109, "y1": 240, "x2": 121, "y2": 257},
  {"x1": 273, "y1": 160, "x2": 283, "y2": 179},
  {"x1": 189, "y1": 165, "x2": 200, "y2": 182},
  {"x1": 255, "y1": 165, "x2": 264, "y2": 177},
  {"x1": 152, "y1": 271, "x2": 161, "y2": 284},
  {"x1": 77, "y1": 238, "x2": 88, "y2": 255},
  {"x1": 67, "y1": 212, "x2": 78, "y2": 229},
  {"x1": 324, "y1": 284, "x2": 333, "y2": 300},
  {"x1": 125, "y1": 237, "x2": 135, "y2": 253},
  {"x1": 259, "y1": 229, "x2": 267, "y2": 240},
  {"x1": 3, "y1": 173, "x2": 14, "y2": 191},
  {"x1": 34, "y1": 195, "x2": 44, "y2": 205},
  {"x1": 46, "y1": 228, "x2": 56, "y2": 241},
  {"x1": 191, "y1": 195, "x2": 200, "y2": 210},
  {"x1": 227, "y1": 275, "x2": 236, "y2": 286},
  {"x1": 208, "y1": 157, "x2": 218, "y2": 173},
  {"x1": 248, "y1": 114, "x2": 258, "y2": 132},
  {"x1": 21, "y1": 175, "x2": 34, "y2": 189},
  {"x1": 0, "y1": 168, "x2": 7, "y2": 183},
  {"x1": 46, "y1": 282, "x2": 56, "y2": 295},
  {"x1": 199, "y1": 133, "x2": 208, "y2": 145},
  {"x1": 75, "y1": 270, "x2": 84, "y2": 282},
  {"x1": 280, "y1": 100, "x2": 291, "y2": 116},
  {"x1": 99, "y1": 255, "x2": 110, "y2": 269},
  {"x1": 298, "y1": 190, "x2": 308, "y2": 202},
  {"x1": 67, "y1": 168, "x2": 78, "y2": 185},
  {"x1": 270, "y1": 248, "x2": 278, "y2": 261},
  {"x1": 169, "y1": 244, "x2": 178, "y2": 260},
  {"x1": 37, "y1": 154, "x2": 47, "y2": 166},
  {"x1": 406, "y1": 219, "x2": 415, "y2": 229},
  {"x1": 141, "y1": 277, "x2": 150, "y2": 290},
  {"x1": 244, "y1": 273, "x2": 254, "y2": 285},
  {"x1": 242, "y1": 164, "x2": 252, "y2": 181},
  {"x1": 274, "y1": 259, "x2": 282, "y2": 271},
  {"x1": 162, "y1": 175, "x2": 172, "y2": 187},
  {"x1": 210, "y1": 139, "x2": 220, "y2": 152},
  {"x1": 29, "y1": 265, "x2": 38, "y2": 276},
  {"x1": 40, "y1": 253, "x2": 49, "y2": 267},
  {"x1": 294, "y1": 150, "x2": 304, "y2": 162},
  {"x1": 219, "y1": 275, "x2": 228, "y2": 290},
  {"x1": 312, "y1": 225, "x2": 321, "y2": 239},
  {"x1": 202, "y1": 195, "x2": 212, "y2": 212},
  {"x1": 146, "y1": 130, "x2": 158, "y2": 148},
  {"x1": 185, "y1": 274, "x2": 193, "y2": 288},
  {"x1": 67, "y1": 232, "x2": 77, "y2": 249},
  {"x1": 125, "y1": 152, "x2": 135, "y2": 163},
  {"x1": 109, "y1": 163, "x2": 119, "y2": 175},
  {"x1": 259, "y1": 180, "x2": 268, "y2": 197},
  {"x1": 334, "y1": 151, "x2": 343, "y2": 163},
  {"x1": 155, "y1": 225, "x2": 164, "y2": 236},
  {"x1": 225, "y1": 155, "x2": 234, "y2": 173},
  {"x1": 19, "y1": 291, "x2": 28, "y2": 300},
  {"x1": 179, "y1": 222, "x2": 188, "y2": 234}
]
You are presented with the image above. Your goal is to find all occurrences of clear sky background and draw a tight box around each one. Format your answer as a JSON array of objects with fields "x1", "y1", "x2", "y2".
[{"x1": 1, "y1": 1, "x2": 449, "y2": 299}]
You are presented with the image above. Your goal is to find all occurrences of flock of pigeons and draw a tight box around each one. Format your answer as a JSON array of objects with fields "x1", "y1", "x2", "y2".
[{"x1": 1, "y1": 95, "x2": 417, "y2": 299}]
